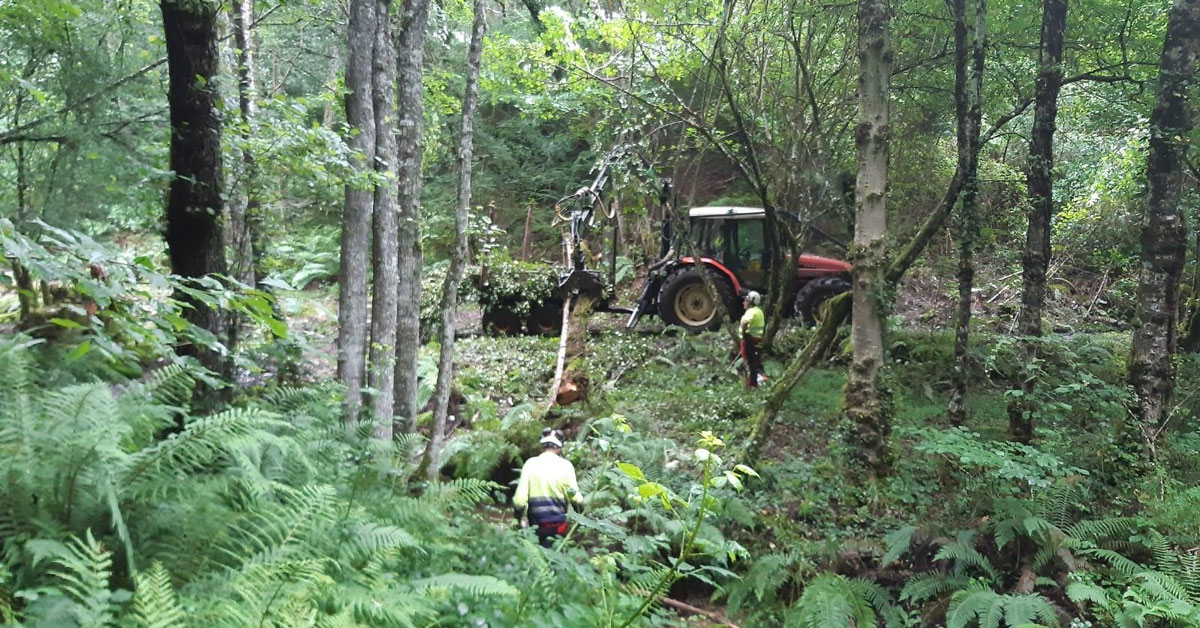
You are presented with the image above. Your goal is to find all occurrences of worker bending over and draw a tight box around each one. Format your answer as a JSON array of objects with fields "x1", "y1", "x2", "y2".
[
  {"x1": 513, "y1": 428, "x2": 585, "y2": 546},
  {"x1": 739, "y1": 291, "x2": 766, "y2": 387}
]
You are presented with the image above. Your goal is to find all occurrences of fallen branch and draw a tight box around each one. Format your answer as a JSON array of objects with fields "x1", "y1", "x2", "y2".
[
  {"x1": 546, "y1": 294, "x2": 572, "y2": 409},
  {"x1": 659, "y1": 597, "x2": 742, "y2": 628},
  {"x1": 747, "y1": 293, "x2": 849, "y2": 456}
]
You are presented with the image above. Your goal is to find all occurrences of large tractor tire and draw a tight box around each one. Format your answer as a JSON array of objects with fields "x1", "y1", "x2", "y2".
[
  {"x1": 794, "y1": 277, "x2": 851, "y2": 327},
  {"x1": 658, "y1": 266, "x2": 739, "y2": 332},
  {"x1": 525, "y1": 300, "x2": 564, "y2": 335},
  {"x1": 482, "y1": 306, "x2": 522, "y2": 336}
]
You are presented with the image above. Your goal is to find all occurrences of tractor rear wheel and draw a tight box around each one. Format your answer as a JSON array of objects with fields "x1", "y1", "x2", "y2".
[
  {"x1": 793, "y1": 277, "x2": 851, "y2": 327},
  {"x1": 525, "y1": 300, "x2": 564, "y2": 335},
  {"x1": 658, "y1": 266, "x2": 739, "y2": 332},
  {"x1": 482, "y1": 306, "x2": 522, "y2": 336}
]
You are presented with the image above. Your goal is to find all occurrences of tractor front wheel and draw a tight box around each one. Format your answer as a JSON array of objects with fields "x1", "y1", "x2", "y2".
[{"x1": 658, "y1": 267, "x2": 739, "y2": 332}]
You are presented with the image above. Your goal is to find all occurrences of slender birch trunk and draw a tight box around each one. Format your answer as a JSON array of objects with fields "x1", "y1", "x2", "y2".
[
  {"x1": 422, "y1": 0, "x2": 486, "y2": 480},
  {"x1": 948, "y1": 0, "x2": 986, "y2": 426}
]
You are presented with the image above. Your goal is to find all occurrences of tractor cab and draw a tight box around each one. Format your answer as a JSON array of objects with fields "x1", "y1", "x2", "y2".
[{"x1": 688, "y1": 207, "x2": 770, "y2": 289}]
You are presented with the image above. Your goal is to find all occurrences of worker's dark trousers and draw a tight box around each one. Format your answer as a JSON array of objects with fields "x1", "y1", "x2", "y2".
[{"x1": 741, "y1": 337, "x2": 763, "y2": 387}]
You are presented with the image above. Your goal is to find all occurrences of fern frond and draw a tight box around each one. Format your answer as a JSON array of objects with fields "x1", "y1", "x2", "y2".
[
  {"x1": 934, "y1": 533, "x2": 1000, "y2": 580},
  {"x1": 411, "y1": 574, "x2": 519, "y2": 598},
  {"x1": 882, "y1": 525, "x2": 918, "y2": 566},
  {"x1": 132, "y1": 562, "x2": 185, "y2": 628},
  {"x1": 1147, "y1": 530, "x2": 1179, "y2": 575},
  {"x1": 1065, "y1": 581, "x2": 1109, "y2": 609},
  {"x1": 145, "y1": 364, "x2": 195, "y2": 408},
  {"x1": 341, "y1": 522, "x2": 421, "y2": 560},
  {"x1": 1001, "y1": 593, "x2": 1059, "y2": 627},
  {"x1": 259, "y1": 386, "x2": 317, "y2": 411},
  {"x1": 1135, "y1": 570, "x2": 1191, "y2": 603},
  {"x1": 788, "y1": 573, "x2": 878, "y2": 628},
  {"x1": 216, "y1": 484, "x2": 338, "y2": 569},
  {"x1": 123, "y1": 408, "x2": 287, "y2": 493},
  {"x1": 946, "y1": 585, "x2": 999, "y2": 628},
  {"x1": 1065, "y1": 517, "x2": 1139, "y2": 543},
  {"x1": 900, "y1": 572, "x2": 973, "y2": 603},
  {"x1": 30, "y1": 531, "x2": 118, "y2": 628},
  {"x1": 1080, "y1": 548, "x2": 1145, "y2": 578}
]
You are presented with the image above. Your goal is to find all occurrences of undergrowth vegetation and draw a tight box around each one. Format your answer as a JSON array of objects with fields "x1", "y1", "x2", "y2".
[{"x1": 4, "y1": 224, "x2": 1200, "y2": 627}]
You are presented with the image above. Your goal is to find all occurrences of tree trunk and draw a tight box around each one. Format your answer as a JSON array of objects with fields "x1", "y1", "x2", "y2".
[
  {"x1": 521, "y1": 204, "x2": 534, "y2": 260},
  {"x1": 1008, "y1": 0, "x2": 1067, "y2": 444},
  {"x1": 337, "y1": 0, "x2": 377, "y2": 426},
  {"x1": 845, "y1": 0, "x2": 892, "y2": 480},
  {"x1": 368, "y1": 0, "x2": 399, "y2": 439},
  {"x1": 394, "y1": 0, "x2": 432, "y2": 433},
  {"x1": 948, "y1": 0, "x2": 986, "y2": 426},
  {"x1": 12, "y1": 90, "x2": 33, "y2": 320},
  {"x1": 229, "y1": 0, "x2": 258, "y2": 288},
  {"x1": 423, "y1": 0, "x2": 486, "y2": 480},
  {"x1": 1129, "y1": 0, "x2": 1200, "y2": 456},
  {"x1": 161, "y1": 0, "x2": 229, "y2": 374}
]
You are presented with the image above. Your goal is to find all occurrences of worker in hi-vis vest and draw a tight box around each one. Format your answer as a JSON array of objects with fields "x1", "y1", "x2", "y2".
[
  {"x1": 513, "y1": 428, "x2": 585, "y2": 546},
  {"x1": 739, "y1": 291, "x2": 766, "y2": 388}
]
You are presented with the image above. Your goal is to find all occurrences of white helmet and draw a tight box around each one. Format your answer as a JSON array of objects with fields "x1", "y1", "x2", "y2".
[
  {"x1": 540, "y1": 428, "x2": 564, "y2": 449},
  {"x1": 744, "y1": 291, "x2": 761, "y2": 305}
]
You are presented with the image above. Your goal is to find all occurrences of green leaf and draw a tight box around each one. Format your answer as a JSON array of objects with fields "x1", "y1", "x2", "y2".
[
  {"x1": 65, "y1": 340, "x2": 91, "y2": 363},
  {"x1": 638, "y1": 482, "x2": 666, "y2": 500},
  {"x1": 725, "y1": 471, "x2": 743, "y2": 491},
  {"x1": 618, "y1": 462, "x2": 646, "y2": 482},
  {"x1": 734, "y1": 463, "x2": 760, "y2": 478},
  {"x1": 49, "y1": 317, "x2": 84, "y2": 329}
]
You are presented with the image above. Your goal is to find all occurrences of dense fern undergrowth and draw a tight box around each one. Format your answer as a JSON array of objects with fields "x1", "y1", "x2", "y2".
[{"x1": 4, "y1": 285, "x2": 1200, "y2": 626}]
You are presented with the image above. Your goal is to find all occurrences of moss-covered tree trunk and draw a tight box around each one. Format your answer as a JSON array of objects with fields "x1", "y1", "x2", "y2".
[
  {"x1": 368, "y1": 0, "x2": 398, "y2": 439},
  {"x1": 394, "y1": 0, "x2": 431, "y2": 433},
  {"x1": 1129, "y1": 0, "x2": 1200, "y2": 455},
  {"x1": 948, "y1": 0, "x2": 986, "y2": 426},
  {"x1": 1008, "y1": 0, "x2": 1066, "y2": 444},
  {"x1": 337, "y1": 0, "x2": 377, "y2": 426},
  {"x1": 161, "y1": 0, "x2": 229, "y2": 375},
  {"x1": 423, "y1": 0, "x2": 485, "y2": 480},
  {"x1": 845, "y1": 0, "x2": 892, "y2": 480},
  {"x1": 561, "y1": 294, "x2": 596, "y2": 404}
]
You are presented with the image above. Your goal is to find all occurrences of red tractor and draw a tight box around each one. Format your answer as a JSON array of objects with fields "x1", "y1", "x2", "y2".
[
  {"x1": 627, "y1": 206, "x2": 852, "y2": 332},
  {"x1": 478, "y1": 146, "x2": 852, "y2": 335}
]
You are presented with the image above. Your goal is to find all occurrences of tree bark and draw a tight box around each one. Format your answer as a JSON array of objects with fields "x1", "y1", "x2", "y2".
[
  {"x1": 948, "y1": 0, "x2": 986, "y2": 426},
  {"x1": 845, "y1": 0, "x2": 892, "y2": 480},
  {"x1": 368, "y1": 0, "x2": 399, "y2": 439},
  {"x1": 229, "y1": 0, "x2": 259, "y2": 289},
  {"x1": 161, "y1": 0, "x2": 229, "y2": 374},
  {"x1": 12, "y1": 89, "x2": 33, "y2": 320},
  {"x1": 423, "y1": 0, "x2": 486, "y2": 479},
  {"x1": 394, "y1": 0, "x2": 432, "y2": 433},
  {"x1": 1129, "y1": 0, "x2": 1200, "y2": 455},
  {"x1": 337, "y1": 0, "x2": 377, "y2": 426},
  {"x1": 1008, "y1": 0, "x2": 1067, "y2": 445}
]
